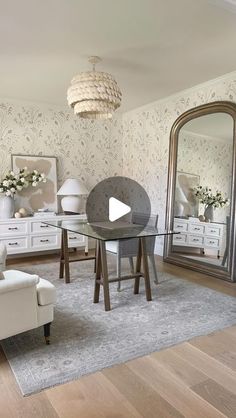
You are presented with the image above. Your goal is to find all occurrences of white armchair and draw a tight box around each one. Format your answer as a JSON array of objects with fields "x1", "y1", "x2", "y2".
[{"x1": 0, "y1": 269, "x2": 56, "y2": 344}]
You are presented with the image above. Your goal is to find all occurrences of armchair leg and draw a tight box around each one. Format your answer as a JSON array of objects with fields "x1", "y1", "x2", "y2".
[{"x1": 43, "y1": 322, "x2": 51, "y2": 345}]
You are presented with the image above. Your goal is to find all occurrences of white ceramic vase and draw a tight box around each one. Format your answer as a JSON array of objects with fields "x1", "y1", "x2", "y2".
[
  {"x1": 0, "y1": 195, "x2": 15, "y2": 219},
  {"x1": 204, "y1": 205, "x2": 214, "y2": 222}
]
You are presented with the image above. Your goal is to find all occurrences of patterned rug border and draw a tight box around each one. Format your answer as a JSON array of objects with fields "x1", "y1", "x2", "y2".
[{"x1": 3, "y1": 322, "x2": 235, "y2": 397}]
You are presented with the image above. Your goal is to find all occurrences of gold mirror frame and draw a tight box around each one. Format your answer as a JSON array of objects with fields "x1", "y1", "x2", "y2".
[{"x1": 163, "y1": 101, "x2": 236, "y2": 282}]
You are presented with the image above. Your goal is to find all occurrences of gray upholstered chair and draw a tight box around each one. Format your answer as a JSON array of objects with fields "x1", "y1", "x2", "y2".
[{"x1": 105, "y1": 214, "x2": 158, "y2": 290}]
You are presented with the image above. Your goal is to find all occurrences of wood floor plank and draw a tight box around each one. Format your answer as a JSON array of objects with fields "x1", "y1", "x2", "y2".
[
  {"x1": 221, "y1": 327, "x2": 236, "y2": 342},
  {"x1": 0, "y1": 348, "x2": 59, "y2": 418},
  {"x1": 46, "y1": 371, "x2": 143, "y2": 418},
  {"x1": 174, "y1": 342, "x2": 236, "y2": 395},
  {"x1": 157, "y1": 258, "x2": 236, "y2": 297},
  {"x1": 103, "y1": 363, "x2": 185, "y2": 418},
  {"x1": 150, "y1": 347, "x2": 207, "y2": 387},
  {"x1": 214, "y1": 350, "x2": 236, "y2": 371},
  {"x1": 0, "y1": 384, "x2": 14, "y2": 418},
  {"x1": 208, "y1": 328, "x2": 236, "y2": 350},
  {"x1": 127, "y1": 356, "x2": 227, "y2": 418},
  {"x1": 187, "y1": 331, "x2": 234, "y2": 356},
  {"x1": 192, "y1": 378, "x2": 236, "y2": 418},
  {"x1": 205, "y1": 329, "x2": 236, "y2": 370}
]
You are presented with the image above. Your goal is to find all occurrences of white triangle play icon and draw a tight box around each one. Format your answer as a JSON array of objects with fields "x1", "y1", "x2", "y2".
[{"x1": 109, "y1": 197, "x2": 131, "y2": 222}]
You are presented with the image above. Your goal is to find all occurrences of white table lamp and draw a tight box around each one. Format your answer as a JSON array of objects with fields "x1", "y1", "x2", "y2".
[{"x1": 57, "y1": 179, "x2": 88, "y2": 214}]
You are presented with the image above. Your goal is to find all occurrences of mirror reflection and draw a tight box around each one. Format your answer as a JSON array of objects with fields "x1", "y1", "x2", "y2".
[{"x1": 172, "y1": 113, "x2": 233, "y2": 269}]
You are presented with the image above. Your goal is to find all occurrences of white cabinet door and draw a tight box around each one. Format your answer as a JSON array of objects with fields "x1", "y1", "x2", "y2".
[
  {"x1": 0, "y1": 214, "x2": 88, "y2": 255},
  {"x1": 189, "y1": 224, "x2": 205, "y2": 235},
  {"x1": 0, "y1": 221, "x2": 28, "y2": 236},
  {"x1": 173, "y1": 234, "x2": 187, "y2": 244},
  {"x1": 2, "y1": 237, "x2": 29, "y2": 253},
  {"x1": 67, "y1": 232, "x2": 85, "y2": 248},
  {"x1": 31, "y1": 234, "x2": 60, "y2": 250},
  {"x1": 30, "y1": 221, "x2": 59, "y2": 234}
]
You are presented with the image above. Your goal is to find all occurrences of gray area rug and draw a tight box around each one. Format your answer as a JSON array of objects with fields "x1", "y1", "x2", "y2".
[{"x1": 2, "y1": 258, "x2": 236, "y2": 396}]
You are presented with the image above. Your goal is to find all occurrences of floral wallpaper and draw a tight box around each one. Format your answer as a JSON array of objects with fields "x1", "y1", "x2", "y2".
[
  {"x1": 1, "y1": 72, "x2": 236, "y2": 254},
  {"x1": 122, "y1": 72, "x2": 236, "y2": 254},
  {"x1": 0, "y1": 101, "x2": 123, "y2": 194}
]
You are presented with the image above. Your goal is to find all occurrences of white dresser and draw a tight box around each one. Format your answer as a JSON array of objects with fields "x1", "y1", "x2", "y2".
[
  {"x1": 0, "y1": 214, "x2": 88, "y2": 255},
  {"x1": 173, "y1": 217, "x2": 224, "y2": 257}
]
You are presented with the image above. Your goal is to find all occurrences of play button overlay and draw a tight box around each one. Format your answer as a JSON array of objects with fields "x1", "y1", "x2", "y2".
[
  {"x1": 86, "y1": 176, "x2": 151, "y2": 237},
  {"x1": 109, "y1": 197, "x2": 131, "y2": 222}
]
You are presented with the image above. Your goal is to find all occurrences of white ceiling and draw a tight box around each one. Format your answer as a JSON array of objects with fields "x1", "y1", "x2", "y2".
[{"x1": 1, "y1": 0, "x2": 236, "y2": 111}]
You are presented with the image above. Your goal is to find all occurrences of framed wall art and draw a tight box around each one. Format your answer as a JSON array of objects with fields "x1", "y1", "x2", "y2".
[
  {"x1": 175, "y1": 171, "x2": 200, "y2": 217},
  {"x1": 12, "y1": 154, "x2": 58, "y2": 213}
]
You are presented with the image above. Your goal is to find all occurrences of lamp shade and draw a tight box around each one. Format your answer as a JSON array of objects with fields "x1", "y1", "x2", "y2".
[
  {"x1": 57, "y1": 179, "x2": 88, "y2": 196},
  {"x1": 67, "y1": 56, "x2": 122, "y2": 120}
]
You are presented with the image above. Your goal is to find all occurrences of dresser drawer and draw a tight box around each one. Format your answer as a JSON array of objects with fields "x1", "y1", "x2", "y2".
[
  {"x1": 205, "y1": 225, "x2": 221, "y2": 237},
  {"x1": 0, "y1": 221, "x2": 28, "y2": 236},
  {"x1": 189, "y1": 224, "x2": 205, "y2": 234},
  {"x1": 68, "y1": 232, "x2": 85, "y2": 247},
  {"x1": 30, "y1": 221, "x2": 59, "y2": 234},
  {"x1": 30, "y1": 234, "x2": 60, "y2": 249},
  {"x1": 188, "y1": 235, "x2": 204, "y2": 245},
  {"x1": 205, "y1": 237, "x2": 219, "y2": 248},
  {"x1": 174, "y1": 222, "x2": 188, "y2": 232},
  {"x1": 173, "y1": 234, "x2": 187, "y2": 244},
  {"x1": 2, "y1": 237, "x2": 28, "y2": 253}
]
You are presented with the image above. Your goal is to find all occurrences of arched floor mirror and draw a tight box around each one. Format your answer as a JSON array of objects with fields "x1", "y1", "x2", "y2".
[{"x1": 164, "y1": 101, "x2": 236, "y2": 282}]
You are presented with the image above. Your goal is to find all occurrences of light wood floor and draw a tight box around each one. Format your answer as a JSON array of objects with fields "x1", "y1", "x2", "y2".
[{"x1": 1, "y1": 254, "x2": 236, "y2": 418}]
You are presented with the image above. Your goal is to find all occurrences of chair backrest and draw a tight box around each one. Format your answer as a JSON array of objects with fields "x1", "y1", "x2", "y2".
[
  {"x1": 132, "y1": 213, "x2": 158, "y2": 229},
  {"x1": 120, "y1": 214, "x2": 159, "y2": 257}
]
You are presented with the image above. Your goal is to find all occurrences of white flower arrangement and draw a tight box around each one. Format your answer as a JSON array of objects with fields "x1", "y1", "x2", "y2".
[
  {"x1": 0, "y1": 168, "x2": 46, "y2": 197},
  {"x1": 193, "y1": 186, "x2": 229, "y2": 209}
]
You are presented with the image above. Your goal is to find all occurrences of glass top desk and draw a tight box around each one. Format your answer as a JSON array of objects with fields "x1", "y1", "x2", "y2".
[{"x1": 44, "y1": 219, "x2": 177, "y2": 311}]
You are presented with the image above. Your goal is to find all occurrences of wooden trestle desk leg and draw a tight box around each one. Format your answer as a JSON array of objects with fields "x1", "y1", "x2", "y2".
[
  {"x1": 94, "y1": 240, "x2": 101, "y2": 303},
  {"x1": 94, "y1": 240, "x2": 97, "y2": 273},
  {"x1": 134, "y1": 238, "x2": 142, "y2": 294},
  {"x1": 100, "y1": 241, "x2": 111, "y2": 311},
  {"x1": 64, "y1": 230, "x2": 70, "y2": 283},
  {"x1": 141, "y1": 237, "x2": 152, "y2": 301},
  {"x1": 59, "y1": 230, "x2": 65, "y2": 279},
  {"x1": 62, "y1": 229, "x2": 70, "y2": 284}
]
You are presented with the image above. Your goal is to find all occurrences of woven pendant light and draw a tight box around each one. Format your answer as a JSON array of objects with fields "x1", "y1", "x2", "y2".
[{"x1": 67, "y1": 56, "x2": 122, "y2": 119}]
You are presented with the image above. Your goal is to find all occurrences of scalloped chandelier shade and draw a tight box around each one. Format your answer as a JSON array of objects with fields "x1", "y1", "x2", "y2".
[{"x1": 67, "y1": 56, "x2": 122, "y2": 120}]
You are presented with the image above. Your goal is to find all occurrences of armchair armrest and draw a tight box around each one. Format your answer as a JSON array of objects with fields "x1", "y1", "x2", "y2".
[{"x1": 0, "y1": 270, "x2": 39, "y2": 295}]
